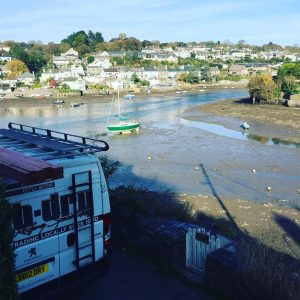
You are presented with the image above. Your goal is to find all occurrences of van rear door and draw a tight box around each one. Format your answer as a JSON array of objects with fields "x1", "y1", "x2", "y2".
[
  {"x1": 57, "y1": 169, "x2": 105, "y2": 277},
  {"x1": 12, "y1": 191, "x2": 60, "y2": 294}
]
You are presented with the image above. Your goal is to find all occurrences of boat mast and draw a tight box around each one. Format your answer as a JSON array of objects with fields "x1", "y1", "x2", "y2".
[{"x1": 118, "y1": 87, "x2": 121, "y2": 119}]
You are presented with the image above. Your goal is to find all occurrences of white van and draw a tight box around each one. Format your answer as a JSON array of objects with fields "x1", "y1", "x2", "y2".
[{"x1": 0, "y1": 122, "x2": 112, "y2": 297}]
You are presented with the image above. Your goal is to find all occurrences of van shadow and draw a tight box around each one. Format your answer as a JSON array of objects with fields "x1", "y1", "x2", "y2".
[{"x1": 105, "y1": 158, "x2": 300, "y2": 300}]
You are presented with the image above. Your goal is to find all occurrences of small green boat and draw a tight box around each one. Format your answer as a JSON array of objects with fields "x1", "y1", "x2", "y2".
[
  {"x1": 106, "y1": 88, "x2": 140, "y2": 134},
  {"x1": 107, "y1": 122, "x2": 140, "y2": 133}
]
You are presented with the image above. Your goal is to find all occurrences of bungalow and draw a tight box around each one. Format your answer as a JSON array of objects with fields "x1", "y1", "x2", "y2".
[
  {"x1": 209, "y1": 67, "x2": 220, "y2": 76},
  {"x1": 102, "y1": 68, "x2": 119, "y2": 79},
  {"x1": 52, "y1": 56, "x2": 70, "y2": 68},
  {"x1": 142, "y1": 52, "x2": 178, "y2": 63},
  {"x1": 18, "y1": 72, "x2": 35, "y2": 85},
  {"x1": 60, "y1": 77, "x2": 86, "y2": 91},
  {"x1": 106, "y1": 50, "x2": 125, "y2": 58},
  {"x1": 228, "y1": 65, "x2": 249, "y2": 76}
]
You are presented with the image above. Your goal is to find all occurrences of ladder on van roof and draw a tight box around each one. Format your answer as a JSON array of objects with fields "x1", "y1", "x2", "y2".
[{"x1": 71, "y1": 171, "x2": 96, "y2": 268}]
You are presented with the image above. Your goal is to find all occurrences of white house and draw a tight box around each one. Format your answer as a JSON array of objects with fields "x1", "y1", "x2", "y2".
[
  {"x1": 62, "y1": 48, "x2": 79, "y2": 58},
  {"x1": 53, "y1": 48, "x2": 81, "y2": 68},
  {"x1": 0, "y1": 46, "x2": 10, "y2": 52},
  {"x1": 18, "y1": 72, "x2": 35, "y2": 85},
  {"x1": 61, "y1": 77, "x2": 86, "y2": 91},
  {"x1": 87, "y1": 59, "x2": 112, "y2": 75},
  {"x1": 40, "y1": 68, "x2": 73, "y2": 83},
  {"x1": 0, "y1": 55, "x2": 12, "y2": 62}
]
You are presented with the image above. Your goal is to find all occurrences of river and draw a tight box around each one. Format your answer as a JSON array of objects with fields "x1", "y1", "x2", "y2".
[{"x1": 0, "y1": 88, "x2": 299, "y2": 207}]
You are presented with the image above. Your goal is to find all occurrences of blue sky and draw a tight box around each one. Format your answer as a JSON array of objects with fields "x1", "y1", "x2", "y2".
[{"x1": 0, "y1": 0, "x2": 299, "y2": 45}]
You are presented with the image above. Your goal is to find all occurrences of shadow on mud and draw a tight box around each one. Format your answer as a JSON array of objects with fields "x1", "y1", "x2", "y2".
[{"x1": 107, "y1": 158, "x2": 300, "y2": 300}]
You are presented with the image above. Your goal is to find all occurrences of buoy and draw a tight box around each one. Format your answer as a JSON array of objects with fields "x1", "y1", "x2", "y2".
[
  {"x1": 266, "y1": 186, "x2": 272, "y2": 191},
  {"x1": 194, "y1": 166, "x2": 199, "y2": 170},
  {"x1": 252, "y1": 169, "x2": 256, "y2": 174},
  {"x1": 147, "y1": 156, "x2": 152, "y2": 160}
]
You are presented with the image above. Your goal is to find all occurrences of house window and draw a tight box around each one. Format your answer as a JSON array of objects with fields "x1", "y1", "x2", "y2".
[
  {"x1": 13, "y1": 204, "x2": 33, "y2": 230},
  {"x1": 42, "y1": 194, "x2": 59, "y2": 221}
]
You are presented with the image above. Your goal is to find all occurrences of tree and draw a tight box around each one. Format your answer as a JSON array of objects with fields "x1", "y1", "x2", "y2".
[
  {"x1": 201, "y1": 66, "x2": 212, "y2": 82},
  {"x1": 5, "y1": 59, "x2": 29, "y2": 78},
  {"x1": 123, "y1": 38, "x2": 142, "y2": 51},
  {"x1": 277, "y1": 63, "x2": 300, "y2": 80},
  {"x1": 87, "y1": 55, "x2": 95, "y2": 64},
  {"x1": 26, "y1": 49, "x2": 47, "y2": 74},
  {"x1": 142, "y1": 40, "x2": 152, "y2": 48},
  {"x1": 131, "y1": 73, "x2": 140, "y2": 83},
  {"x1": 9, "y1": 44, "x2": 28, "y2": 62},
  {"x1": 280, "y1": 76, "x2": 299, "y2": 95},
  {"x1": 248, "y1": 74, "x2": 280, "y2": 103}
]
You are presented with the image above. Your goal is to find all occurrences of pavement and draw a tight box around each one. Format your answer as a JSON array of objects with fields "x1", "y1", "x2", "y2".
[{"x1": 60, "y1": 247, "x2": 215, "y2": 300}]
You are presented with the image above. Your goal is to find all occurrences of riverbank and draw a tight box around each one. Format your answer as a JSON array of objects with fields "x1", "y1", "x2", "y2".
[
  {"x1": 184, "y1": 98, "x2": 300, "y2": 144},
  {"x1": 0, "y1": 83, "x2": 247, "y2": 108}
]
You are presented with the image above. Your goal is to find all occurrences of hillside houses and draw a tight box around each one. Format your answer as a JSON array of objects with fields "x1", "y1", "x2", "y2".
[{"x1": 30, "y1": 43, "x2": 300, "y2": 91}]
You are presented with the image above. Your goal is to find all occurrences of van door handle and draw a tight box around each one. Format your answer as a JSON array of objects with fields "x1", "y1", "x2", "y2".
[{"x1": 67, "y1": 233, "x2": 75, "y2": 247}]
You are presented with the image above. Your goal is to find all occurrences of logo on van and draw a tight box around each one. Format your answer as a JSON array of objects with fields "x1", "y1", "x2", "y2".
[{"x1": 29, "y1": 248, "x2": 37, "y2": 257}]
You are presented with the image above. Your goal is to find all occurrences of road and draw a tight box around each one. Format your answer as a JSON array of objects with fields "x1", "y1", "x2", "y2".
[{"x1": 60, "y1": 247, "x2": 215, "y2": 300}]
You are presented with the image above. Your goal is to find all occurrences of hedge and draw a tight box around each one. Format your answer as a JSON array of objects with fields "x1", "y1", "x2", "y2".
[{"x1": 0, "y1": 187, "x2": 18, "y2": 300}]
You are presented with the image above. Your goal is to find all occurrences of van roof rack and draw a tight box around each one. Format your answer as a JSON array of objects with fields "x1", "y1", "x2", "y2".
[
  {"x1": 0, "y1": 123, "x2": 109, "y2": 185},
  {"x1": 0, "y1": 122, "x2": 109, "y2": 155}
]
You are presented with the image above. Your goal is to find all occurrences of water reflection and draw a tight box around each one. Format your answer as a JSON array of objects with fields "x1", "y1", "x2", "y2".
[{"x1": 180, "y1": 119, "x2": 300, "y2": 148}]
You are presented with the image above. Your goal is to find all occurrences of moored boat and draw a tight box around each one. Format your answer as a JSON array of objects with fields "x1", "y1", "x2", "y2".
[
  {"x1": 107, "y1": 88, "x2": 140, "y2": 134},
  {"x1": 53, "y1": 99, "x2": 65, "y2": 105},
  {"x1": 124, "y1": 94, "x2": 136, "y2": 99},
  {"x1": 240, "y1": 122, "x2": 250, "y2": 129}
]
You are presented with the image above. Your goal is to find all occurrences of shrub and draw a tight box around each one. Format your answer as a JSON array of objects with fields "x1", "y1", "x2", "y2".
[
  {"x1": 0, "y1": 187, "x2": 18, "y2": 300},
  {"x1": 248, "y1": 74, "x2": 280, "y2": 103}
]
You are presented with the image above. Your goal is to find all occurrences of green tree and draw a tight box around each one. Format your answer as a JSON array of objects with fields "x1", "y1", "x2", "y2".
[
  {"x1": 26, "y1": 49, "x2": 47, "y2": 74},
  {"x1": 131, "y1": 73, "x2": 140, "y2": 83},
  {"x1": 9, "y1": 44, "x2": 28, "y2": 63},
  {"x1": 142, "y1": 40, "x2": 152, "y2": 48},
  {"x1": 277, "y1": 63, "x2": 300, "y2": 80},
  {"x1": 87, "y1": 55, "x2": 95, "y2": 64},
  {"x1": 62, "y1": 31, "x2": 89, "y2": 49},
  {"x1": 281, "y1": 76, "x2": 299, "y2": 95},
  {"x1": 123, "y1": 38, "x2": 142, "y2": 51},
  {"x1": 201, "y1": 66, "x2": 212, "y2": 82},
  {"x1": 0, "y1": 187, "x2": 18, "y2": 300}
]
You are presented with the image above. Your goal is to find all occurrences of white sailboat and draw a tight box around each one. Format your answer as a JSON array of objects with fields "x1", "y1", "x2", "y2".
[{"x1": 106, "y1": 88, "x2": 140, "y2": 134}]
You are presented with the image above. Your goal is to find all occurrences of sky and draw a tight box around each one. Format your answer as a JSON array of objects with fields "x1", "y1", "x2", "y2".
[{"x1": 0, "y1": 0, "x2": 299, "y2": 46}]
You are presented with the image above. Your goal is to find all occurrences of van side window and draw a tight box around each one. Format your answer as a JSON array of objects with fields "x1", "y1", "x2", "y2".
[
  {"x1": 13, "y1": 204, "x2": 33, "y2": 230},
  {"x1": 77, "y1": 191, "x2": 91, "y2": 212},
  {"x1": 60, "y1": 195, "x2": 70, "y2": 217},
  {"x1": 42, "y1": 195, "x2": 59, "y2": 221}
]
